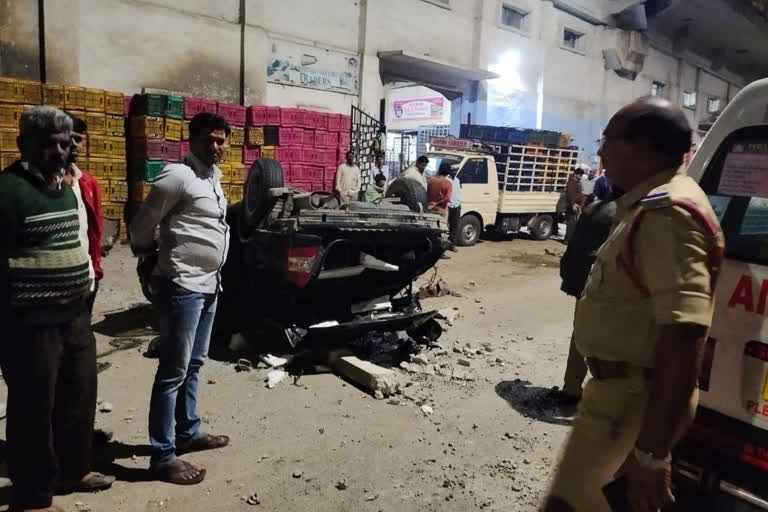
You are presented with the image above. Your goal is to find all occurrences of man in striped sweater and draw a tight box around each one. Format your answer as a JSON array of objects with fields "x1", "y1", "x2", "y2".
[{"x1": 0, "y1": 106, "x2": 113, "y2": 512}]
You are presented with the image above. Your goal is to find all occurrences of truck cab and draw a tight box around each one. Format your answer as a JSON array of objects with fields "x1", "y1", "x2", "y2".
[{"x1": 674, "y1": 78, "x2": 768, "y2": 510}]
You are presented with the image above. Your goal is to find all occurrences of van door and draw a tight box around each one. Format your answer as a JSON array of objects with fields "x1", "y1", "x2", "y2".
[{"x1": 458, "y1": 157, "x2": 497, "y2": 228}]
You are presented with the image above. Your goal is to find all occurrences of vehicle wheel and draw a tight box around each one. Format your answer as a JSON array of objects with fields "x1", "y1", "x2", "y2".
[
  {"x1": 384, "y1": 178, "x2": 427, "y2": 213},
  {"x1": 243, "y1": 159, "x2": 285, "y2": 227},
  {"x1": 457, "y1": 215, "x2": 481, "y2": 246},
  {"x1": 529, "y1": 214, "x2": 554, "y2": 241}
]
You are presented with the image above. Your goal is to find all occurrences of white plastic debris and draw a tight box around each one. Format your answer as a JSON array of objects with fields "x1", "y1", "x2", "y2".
[
  {"x1": 420, "y1": 405, "x2": 434, "y2": 415},
  {"x1": 360, "y1": 252, "x2": 399, "y2": 272},
  {"x1": 260, "y1": 354, "x2": 288, "y2": 368},
  {"x1": 265, "y1": 370, "x2": 288, "y2": 389}
]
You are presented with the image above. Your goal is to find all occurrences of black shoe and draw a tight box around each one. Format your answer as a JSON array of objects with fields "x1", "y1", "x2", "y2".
[
  {"x1": 449, "y1": 246, "x2": 458, "y2": 253},
  {"x1": 547, "y1": 388, "x2": 581, "y2": 408}
]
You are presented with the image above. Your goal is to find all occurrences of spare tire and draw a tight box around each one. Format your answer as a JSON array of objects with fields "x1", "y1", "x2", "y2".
[
  {"x1": 384, "y1": 178, "x2": 427, "y2": 213},
  {"x1": 243, "y1": 159, "x2": 285, "y2": 227}
]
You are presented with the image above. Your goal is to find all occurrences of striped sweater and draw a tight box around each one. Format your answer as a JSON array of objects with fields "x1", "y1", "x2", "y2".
[{"x1": 0, "y1": 161, "x2": 91, "y2": 324}]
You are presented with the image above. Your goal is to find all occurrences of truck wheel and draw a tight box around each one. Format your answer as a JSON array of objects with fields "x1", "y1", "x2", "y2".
[
  {"x1": 243, "y1": 159, "x2": 285, "y2": 227},
  {"x1": 529, "y1": 214, "x2": 554, "y2": 241},
  {"x1": 458, "y1": 215, "x2": 481, "y2": 246},
  {"x1": 384, "y1": 178, "x2": 427, "y2": 213}
]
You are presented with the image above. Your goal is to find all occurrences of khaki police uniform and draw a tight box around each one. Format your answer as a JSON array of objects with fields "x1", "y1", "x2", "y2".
[{"x1": 547, "y1": 167, "x2": 724, "y2": 511}]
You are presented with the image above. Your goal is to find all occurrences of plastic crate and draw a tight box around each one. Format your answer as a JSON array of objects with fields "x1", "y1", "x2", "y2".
[
  {"x1": 216, "y1": 102, "x2": 246, "y2": 126},
  {"x1": 130, "y1": 94, "x2": 166, "y2": 117},
  {"x1": 0, "y1": 151, "x2": 20, "y2": 169},
  {"x1": 84, "y1": 112, "x2": 106, "y2": 135},
  {"x1": 229, "y1": 162, "x2": 246, "y2": 183},
  {"x1": 166, "y1": 95, "x2": 184, "y2": 119},
  {"x1": 229, "y1": 125, "x2": 245, "y2": 146},
  {"x1": 327, "y1": 131, "x2": 340, "y2": 148},
  {"x1": 243, "y1": 146, "x2": 261, "y2": 166},
  {"x1": 170, "y1": 141, "x2": 184, "y2": 162},
  {"x1": 132, "y1": 138, "x2": 165, "y2": 160},
  {"x1": 84, "y1": 88, "x2": 105, "y2": 112},
  {"x1": 64, "y1": 86, "x2": 86, "y2": 110},
  {"x1": 340, "y1": 114, "x2": 351, "y2": 132},
  {"x1": 280, "y1": 108, "x2": 301, "y2": 127},
  {"x1": 110, "y1": 180, "x2": 130, "y2": 203},
  {"x1": 289, "y1": 181, "x2": 312, "y2": 192},
  {"x1": 0, "y1": 77, "x2": 19, "y2": 103},
  {"x1": 314, "y1": 130, "x2": 328, "y2": 148},
  {"x1": 227, "y1": 183, "x2": 244, "y2": 203},
  {"x1": 123, "y1": 94, "x2": 132, "y2": 116},
  {"x1": 19, "y1": 80, "x2": 41, "y2": 104},
  {"x1": 0, "y1": 104, "x2": 23, "y2": 129},
  {"x1": 102, "y1": 201, "x2": 123, "y2": 220},
  {"x1": 275, "y1": 146, "x2": 298, "y2": 163},
  {"x1": 338, "y1": 131, "x2": 350, "y2": 149},
  {"x1": 86, "y1": 157, "x2": 109, "y2": 178},
  {"x1": 181, "y1": 119, "x2": 190, "y2": 140},
  {"x1": 131, "y1": 160, "x2": 166, "y2": 182},
  {"x1": 246, "y1": 126, "x2": 264, "y2": 146},
  {"x1": 131, "y1": 180, "x2": 153, "y2": 201},
  {"x1": 304, "y1": 110, "x2": 321, "y2": 129},
  {"x1": 105, "y1": 91, "x2": 124, "y2": 115},
  {"x1": 222, "y1": 145, "x2": 243, "y2": 164},
  {"x1": 42, "y1": 84, "x2": 65, "y2": 107},
  {"x1": 264, "y1": 126, "x2": 279, "y2": 146},
  {"x1": 280, "y1": 127, "x2": 302, "y2": 146},
  {"x1": 130, "y1": 115, "x2": 164, "y2": 138},
  {"x1": 301, "y1": 129, "x2": 315, "y2": 147},
  {"x1": 296, "y1": 109, "x2": 309, "y2": 128},
  {"x1": 322, "y1": 149, "x2": 337, "y2": 165},
  {"x1": 105, "y1": 115, "x2": 125, "y2": 137},
  {"x1": 292, "y1": 165, "x2": 324, "y2": 182},
  {"x1": 247, "y1": 106, "x2": 266, "y2": 126},
  {"x1": 266, "y1": 106, "x2": 281, "y2": 125},
  {"x1": 164, "y1": 118, "x2": 182, "y2": 141},
  {"x1": 326, "y1": 114, "x2": 341, "y2": 132},
  {"x1": 88, "y1": 135, "x2": 109, "y2": 157},
  {"x1": 183, "y1": 97, "x2": 200, "y2": 119},
  {"x1": 106, "y1": 136, "x2": 126, "y2": 158},
  {"x1": 0, "y1": 128, "x2": 18, "y2": 152},
  {"x1": 506, "y1": 128, "x2": 528, "y2": 145},
  {"x1": 260, "y1": 146, "x2": 276, "y2": 160}
]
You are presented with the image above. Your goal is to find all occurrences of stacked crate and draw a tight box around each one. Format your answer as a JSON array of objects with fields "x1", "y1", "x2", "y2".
[
  {"x1": 245, "y1": 106, "x2": 351, "y2": 192},
  {"x1": 0, "y1": 77, "x2": 41, "y2": 168},
  {"x1": 126, "y1": 93, "x2": 184, "y2": 235},
  {"x1": 214, "y1": 101, "x2": 246, "y2": 203}
]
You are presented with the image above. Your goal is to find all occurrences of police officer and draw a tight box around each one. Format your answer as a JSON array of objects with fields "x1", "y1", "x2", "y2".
[{"x1": 543, "y1": 97, "x2": 724, "y2": 512}]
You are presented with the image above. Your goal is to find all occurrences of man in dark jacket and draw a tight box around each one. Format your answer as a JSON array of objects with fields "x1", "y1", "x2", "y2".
[{"x1": 552, "y1": 192, "x2": 620, "y2": 406}]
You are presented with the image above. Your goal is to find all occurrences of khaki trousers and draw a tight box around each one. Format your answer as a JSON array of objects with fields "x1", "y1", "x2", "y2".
[{"x1": 562, "y1": 334, "x2": 588, "y2": 397}]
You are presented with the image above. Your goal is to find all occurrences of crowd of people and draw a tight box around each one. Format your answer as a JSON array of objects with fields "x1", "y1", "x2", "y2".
[{"x1": 0, "y1": 96, "x2": 720, "y2": 512}]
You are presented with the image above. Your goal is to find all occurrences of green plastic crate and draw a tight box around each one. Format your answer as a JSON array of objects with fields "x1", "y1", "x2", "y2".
[
  {"x1": 131, "y1": 94, "x2": 166, "y2": 117},
  {"x1": 131, "y1": 159, "x2": 166, "y2": 182},
  {"x1": 165, "y1": 95, "x2": 184, "y2": 119}
]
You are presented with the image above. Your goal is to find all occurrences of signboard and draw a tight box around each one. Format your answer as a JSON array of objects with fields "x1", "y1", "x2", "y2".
[
  {"x1": 266, "y1": 38, "x2": 359, "y2": 95},
  {"x1": 717, "y1": 144, "x2": 768, "y2": 198},
  {"x1": 392, "y1": 97, "x2": 445, "y2": 122},
  {"x1": 430, "y1": 136, "x2": 472, "y2": 151}
]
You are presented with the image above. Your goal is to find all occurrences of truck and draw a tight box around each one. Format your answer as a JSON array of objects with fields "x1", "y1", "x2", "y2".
[{"x1": 421, "y1": 136, "x2": 581, "y2": 245}]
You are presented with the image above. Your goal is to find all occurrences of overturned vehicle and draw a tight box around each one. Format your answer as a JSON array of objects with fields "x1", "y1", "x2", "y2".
[{"x1": 214, "y1": 159, "x2": 449, "y2": 349}]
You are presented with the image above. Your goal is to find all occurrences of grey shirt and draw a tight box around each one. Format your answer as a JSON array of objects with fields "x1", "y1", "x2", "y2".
[{"x1": 130, "y1": 153, "x2": 230, "y2": 294}]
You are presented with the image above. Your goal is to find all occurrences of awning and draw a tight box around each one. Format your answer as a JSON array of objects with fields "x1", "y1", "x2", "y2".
[{"x1": 377, "y1": 50, "x2": 499, "y2": 100}]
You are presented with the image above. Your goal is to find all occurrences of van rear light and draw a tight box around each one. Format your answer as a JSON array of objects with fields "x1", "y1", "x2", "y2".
[
  {"x1": 688, "y1": 422, "x2": 768, "y2": 472},
  {"x1": 286, "y1": 246, "x2": 320, "y2": 288}
]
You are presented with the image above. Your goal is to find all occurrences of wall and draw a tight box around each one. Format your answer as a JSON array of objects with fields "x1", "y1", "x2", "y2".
[{"x1": 0, "y1": 0, "x2": 40, "y2": 79}]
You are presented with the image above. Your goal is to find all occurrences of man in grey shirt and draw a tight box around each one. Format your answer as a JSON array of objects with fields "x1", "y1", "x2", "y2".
[{"x1": 130, "y1": 113, "x2": 231, "y2": 485}]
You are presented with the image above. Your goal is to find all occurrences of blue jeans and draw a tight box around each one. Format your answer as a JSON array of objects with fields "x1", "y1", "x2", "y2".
[{"x1": 148, "y1": 280, "x2": 217, "y2": 469}]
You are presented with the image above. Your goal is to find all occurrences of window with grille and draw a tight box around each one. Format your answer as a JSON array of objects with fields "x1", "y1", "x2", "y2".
[
  {"x1": 562, "y1": 28, "x2": 585, "y2": 52},
  {"x1": 708, "y1": 97, "x2": 722, "y2": 113},
  {"x1": 651, "y1": 81, "x2": 666, "y2": 98},
  {"x1": 501, "y1": 4, "x2": 529, "y2": 31},
  {"x1": 683, "y1": 91, "x2": 697, "y2": 109}
]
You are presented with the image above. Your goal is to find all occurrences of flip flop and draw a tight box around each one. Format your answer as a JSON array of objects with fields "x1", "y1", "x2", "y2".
[
  {"x1": 152, "y1": 459, "x2": 206, "y2": 486},
  {"x1": 176, "y1": 433, "x2": 230, "y2": 455},
  {"x1": 57, "y1": 471, "x2": 115, "y2": 494},
  {"x1": 96, "y1": 362, "x2": 111, "y2": 374}
]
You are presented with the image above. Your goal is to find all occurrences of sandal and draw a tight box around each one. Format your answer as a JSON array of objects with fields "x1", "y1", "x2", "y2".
[
  {"x1": 57, "y1": 471, "x2": 115, "y2": 494},
  {"x1": 152, "y1": 459, "x2": 206, "y2": 486},
  {"x1": 176, "y1": 433, "x2": 230, "y2": 455}
]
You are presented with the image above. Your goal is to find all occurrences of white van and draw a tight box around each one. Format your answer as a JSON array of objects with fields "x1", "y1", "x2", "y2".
[{"x1": 675, "y1": 78, "x2": 768, "y2": 509}]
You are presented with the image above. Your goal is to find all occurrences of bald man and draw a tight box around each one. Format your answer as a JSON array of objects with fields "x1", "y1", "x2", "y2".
[{"x1": 543, "y1": 98, "x2": 724, "y2": 512}]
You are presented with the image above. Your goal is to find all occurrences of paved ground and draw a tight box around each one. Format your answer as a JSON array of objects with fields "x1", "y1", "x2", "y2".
[{"x1": 0, "y1": 236, "x2": 579, "y2": 512}]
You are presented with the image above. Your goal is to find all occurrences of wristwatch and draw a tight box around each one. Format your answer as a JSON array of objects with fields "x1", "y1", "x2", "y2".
[{"x1": 633, "y1": 447, "x2": 671, "y2": 470}]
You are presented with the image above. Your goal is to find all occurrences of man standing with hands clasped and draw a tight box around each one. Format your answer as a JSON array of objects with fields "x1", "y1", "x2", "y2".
[
  {"x1": 131, "y1": 112, "x2": 232, "y2": 486},
  {"x1": 543, "y1": 97, "x2": 724, "y2": 512}
]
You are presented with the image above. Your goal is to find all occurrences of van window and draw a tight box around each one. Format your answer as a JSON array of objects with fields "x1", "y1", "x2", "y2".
[
  {"x1": 460, "y1": 159, "x2": 489, "y2": 184},
  {"x1": 423, "y1": 153, "x2": 463, "y2": 178},
  {"x1": 698, "y1": 126, "x2": 768, "y2": 265}
]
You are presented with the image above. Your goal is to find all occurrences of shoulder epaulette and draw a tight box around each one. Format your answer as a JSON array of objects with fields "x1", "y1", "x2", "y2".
[{"x1": 639, "y1": 186, "x2": 673, "y2": 210}]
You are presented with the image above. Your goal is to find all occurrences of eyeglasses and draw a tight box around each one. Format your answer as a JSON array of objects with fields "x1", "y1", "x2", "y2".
[{"x1": 598, "y1": 134, "x2": 626, "y2": 150}]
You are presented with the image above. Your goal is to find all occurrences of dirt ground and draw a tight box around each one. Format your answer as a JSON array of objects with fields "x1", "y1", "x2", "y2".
[{"x1": 0, "y1": 236, "x2": 579, "y2": 512}]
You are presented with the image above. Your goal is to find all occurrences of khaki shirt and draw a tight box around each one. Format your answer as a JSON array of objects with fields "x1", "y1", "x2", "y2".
[{"x1": 573, "y1": 167, "x2": 724, "y2": 368}]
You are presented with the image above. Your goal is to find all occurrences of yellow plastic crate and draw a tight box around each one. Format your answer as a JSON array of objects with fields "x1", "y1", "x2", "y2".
[
  {"x1": 84, "y1": 88, "x2": 105, "y2": 112},
  {"x1": 261, "y1": 146, "x2": 276, "y2": 159},
  {"x1": 97, "y1": 179, "x2": 110, "y2": 201},
  {"x1": 88, "y1": 134, "x2": 109, "y2": 157},
  {"x1": 85, "y1": 112, "x2": 106, "y2": 135},
  {"x1": 131, "y1": 180, "x2": 152, "y2": 201},
  {"x1": 64, "y1": 86, "x2": 86, "y2": 110},
  {"x1": 1, "y1": 151, "x2": 20, "y2": 169},
  {"x1": 0, "y1": 104, "x2": 23, "y2": 129},
  {"x1": 105, "y1": 115, "x2": 125, "y2": 136},
  {"x1": 106, "y1": 136, "x2": 126, "y2": 158},
  {"x1": 0, "y1": 128, "x2": 18, "y2": 152},
  {"x1": 246, "y1": 126, "x2": 264, "y2": 146},
  {"x1": 222, "y1": 145, "x2": 243, "y2": 164},
  {"x1": 227, "y1": 183, "x2": 244, "y2": 203},
  {"x1": 229, "y1": 162, "x2": 246, "y2": 184},
  {"x1": 229, "y1": 125, "x2": 245, "y2": 146},
  {"x1": 0, "y1": 77, "x2": 19, "y2": 103},
  {"x1": 105, "y1": 91, "x2": 124, "y2": 115},
  {"x1": 130, "y1": 115, "x2": 164, "y2": 138},
  {"x1": 102, "y1": 201, "x2": 123, "y2": 220},
  {"x1": 106, "y1": 158, "x2": 128, "y2": 180},
  {"x1": 119, "y1": 220, "x2": 129, "y2": 241},
  {"x1": 217, "y1": 162, "x2": 232, "y2": 181},
  {"x1": 19, "y1": 80, "x2": 41, "y2": 104},
  {"x1": 42, "y1": 84, "x2": 65, "y2": 108},
  {"x1": 164, "y1": 118, "x2": 182, "y2": 141},
  {"x1": 181, "y1": 119, "x2": 190, "y2": 140},
  {"x1": 110, "y1": 180, "x2": 129, "y2": 203},
  {"x1": 87, "y1": 157, "x2": 110, "y2": 179}
]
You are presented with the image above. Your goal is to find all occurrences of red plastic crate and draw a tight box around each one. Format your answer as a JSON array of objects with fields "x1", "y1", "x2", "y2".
[
  {"x1": 323, "y1": 149, "x2": 338, "y2": 165},
  {"x1": 292, "y1": 164, "x2": 324, "y2": 182},
  {"x1": 216, "y1": 102, "x2": 246, "y2": 126},
  {"x1": 303, "y1": 147, "x2": 323, "y2": 165},
  {"x1": 314, "y1": 130, "x2": 328, "y2": 148},
  {"x1": 296, "y1": 109, "x2": 309, "y2": 128},
  {"x1": 275, "y1": 146, "x2": 293, "y2": 163},
  {"x1": 132, "y1": 138, "x2": 165, "y2": 160},
  {"x1": 317, "y1": 113, "x2": 329, "y2": 130},
  {"x1": 124, "y1": 95, "x2": 133, "y2": 116},
  {"x1": 243, "y1": 146, "x2": 261, "y2": 166},
  {"x1": 184, "y1": 97, "x2": 217, "y2": 119},
  {"x1": 326, "y1": 131, "x2": 339, "y2": 147},
  {"x1": 167, "y1": 140, "x2": 182, "y2": 162},
  {"x1": 327, "y1": 114, "x2": 341, "y2": 132},
  {"x1": 338, "y1": 131, "x2": 350, "y2": 148},
  {"x1": 266, "y1": 106, "x2": 281, "y2": 125},
  {"x1": 325, "y1": 166, "x2": 337, "y2": 184},
  {"x1": 247, "y1": 106, "x2": 267, "y2": 126},
  {"x1": 280, "y1": 108, "x2": 300, "y2": 127},
  {"x1": 279, "y1": 127, "x2": 302, "y2": 146},
  {"x1": 305, "y1": 110, "x2": 321, "y2": 128},
  {"x1": 289, "y1": 181, "x2": 312, "y2": 192},
  {"x1": 300, "y1": 129, "x2": 315, "y2": 147},
  {"x1": 340, "y1": 114, "x2": 351, "y2": 131}
]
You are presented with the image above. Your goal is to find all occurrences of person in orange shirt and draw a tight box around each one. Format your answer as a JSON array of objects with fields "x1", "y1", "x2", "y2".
[{"x1": 427, "y1": 162, "x2": 453, "y2": 220}]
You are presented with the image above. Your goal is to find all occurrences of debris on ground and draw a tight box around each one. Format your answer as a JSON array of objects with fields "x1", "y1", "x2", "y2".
[
  {"x1": 260, "y1": 354, "x2": 288, "y2": 368},
  {"x1": 331, "y1": 355, "x2": 399, "y2": 398},
  {"x1": 545, "y1": 248, "x2": 564, "y2": 258},
  {"x1": 293, "y1": 471, "x2": 303, "y2": 479},
  {"x1": 245, "y1": 493, "x2": 260, "y2": 505},
  {"x1": 235, "y1": 358, "x2": 254, "y2": 372},
  {"x1": 421, "y1": 405, "x2": 434, "y2": 415},
  {"x1": 438, "y1": 309, "x2": 461, "y2": 327},
  {"x1": 457, "y1": 359, "x2": 471, "y2": 367},
  {"x1": 265, "y1": 370, "x2": 289, "y2": 389},
  {"x1": 336, "y1": 479, "x2": 348, "y2": 490},
  {"x1": 97, "y1": 400, "x2": 113, "y2": 413},
  {"x1": 417, "y1": 278, "x2": 451, "y2": 299}
]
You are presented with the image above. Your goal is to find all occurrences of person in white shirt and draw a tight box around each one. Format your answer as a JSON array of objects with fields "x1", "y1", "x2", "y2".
[
  {"x1": 447, "y1": 164, "x2": 461, "y2": 252},
  {"x1": 580, "y1": 167, "x2": 597, "y2": 199},
  {"x1": 373, "y1": 152, "x2": 391, "y2": 181},
  {"x1": 335, "y1": 151, "x2": 361, "y2": 206},
  {"x1": 402, "y1": 155, "x2": 429, "y2": 189}
]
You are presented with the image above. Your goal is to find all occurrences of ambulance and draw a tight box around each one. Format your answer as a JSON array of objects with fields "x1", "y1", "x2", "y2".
[{"x1": 675, "y1": 78, "x2": 768, "y2": 510}]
